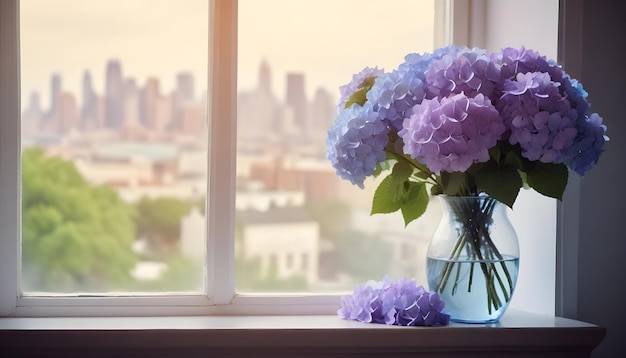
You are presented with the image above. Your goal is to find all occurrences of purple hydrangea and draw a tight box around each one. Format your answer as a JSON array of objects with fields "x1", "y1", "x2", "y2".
[
  {"x1": 424, "y1": 46, "x2": 501, "y2": 100},
  {"x1": 498, "y1": 71, "x2": 578, "y2": 163},
  {"x1": 399, "y1": 93, "x2": 505, "y2": 174},
  {"x1": 493, "y1": 47, "x2": 608, "y2": 169},
  {"x1": 327, "y1": 45, "x2": 608, "y2": 192},
  {"x1": 493, "y1": 47, "x2": 566, "y2": 84},
  {"x1": 338, "y1": 276, "x2": 450, "y2": 326},
  {"x1": 326, "y1": 102, "x2": 389, "y2": 188},
  {"x1": 366, "y1": 47, "x2": 455, "y2": 130},
  {"x1": 337, "y1": 66, "x2": 385, "y2": 112}
]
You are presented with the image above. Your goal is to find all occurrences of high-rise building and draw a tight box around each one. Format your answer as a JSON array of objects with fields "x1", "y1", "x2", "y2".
[
  {"x1": 285, "y1": 73, "x2": 307, "y2": 132},
  {"x1": 259, "y1": 59, "x2": 271, "y2": 93},
  {"x1": 105, "y1": 59, "x2": 125, "y2": 129},
  {"x1": 141, "y1": 77, "x2": 161, "y2": 131},
  {"x1": 154, "y1": 94, "x2": 173, "y2": 134},
  {"x1": 179, "y1": 103, "x2": 204, "y2": 135},
  {"x1": 309, "y1": 87, "x2": 335, "y2": 141},
  {"x1": 80, "y1": 70, "x2": 99, "y2": 130},
  {"x1": 176, "y1": 72, "x2": 195, "y2": 102},
  {"x1": 237, "y1": 61, "x2": 280, "y2": 140},
  {"x1": 124, "y1": 78, "x2": 140, "y2": 123},
  {"x1": 44, "y1": 73, "x2": 62, "y2": 127},
  {"x1": 172, "y1": 72, "x2": 195, "y2": 132},
  {"x1": 21, "y1": 91, "x2": 43, "y2": 135},
  {"x1": 57, "y1": 92, "x2": 78, "y2": 133}
]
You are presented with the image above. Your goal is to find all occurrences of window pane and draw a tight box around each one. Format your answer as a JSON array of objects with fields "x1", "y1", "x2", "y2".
[
  {"x1": 20, "y1": 0, "x2": 208, "y2": 294},
  {"x1": 236, "y1": 0, "x2": 439, "y2": 293}
]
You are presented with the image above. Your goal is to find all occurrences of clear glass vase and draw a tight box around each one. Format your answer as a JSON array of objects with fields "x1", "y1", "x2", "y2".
[{"x1": 426, "y1": 195, "x2": 520, "y2": 323}]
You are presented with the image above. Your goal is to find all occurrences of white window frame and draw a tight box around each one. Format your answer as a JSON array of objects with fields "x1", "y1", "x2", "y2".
[
  {"x1": 0, "y1": 0, "x2": 451, "y2": 317},
  {"x1": 1, "y1": 0, "x2": 564, "y2": 318}
]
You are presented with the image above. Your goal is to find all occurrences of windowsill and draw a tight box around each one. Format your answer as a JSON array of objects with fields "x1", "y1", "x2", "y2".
[{"x1": 0, "y1": 309, "x2": 605, "y2": 357}]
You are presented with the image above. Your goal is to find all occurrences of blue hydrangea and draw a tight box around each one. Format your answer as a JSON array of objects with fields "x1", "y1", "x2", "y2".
[
  {"x1": 337, "y1": 66, "x2": 384, "y2": 112},
  {"x1": 337, "y1": 276, "x2": 450, "y2": 326},
  {"x1": 326, "y1": 102, "x2": 389, "y2": 188},
  {"x1": 563, "y1": 113, "x2": 608, "y2": 176},
  {"x1": 366, "y1": 46, "x2": 456, "y2": 130}
]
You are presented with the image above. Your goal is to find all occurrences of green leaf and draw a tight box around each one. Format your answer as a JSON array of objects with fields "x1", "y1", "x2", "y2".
[
  {"x1": 440, "y1": 171, "x2": 469, "y2": 196},
  {"x1": 391, "y1": 161, "x2": 413, "y2": 186},
  {"x1": 371, "y1": 174, "x2": 402, "y2": 215},
  {"x1": 344, "y1": 88, "x2": 368, "y2": 108},
  {"x1": 400, "y1": 181, "x2": 429, "y2": 226},
  {"x1": 413, "y1": 170, "x2": 432, "y2": 180},
  {"x1": 489, "y1": 146, "x2": 502, "y2": 163},
  {"x1": 504, "y1": 150, "x2": 524, "y2": 168},
  {"x1": 518, "y1": 170, "x2": 530, "y2": 188},
  {"x1": 373, "y1": 158, "x2": 396, "y2": 178},
  {"x1": 430, "y1": 185, "x2": 443, "y2": 196},
  {"x1": 474, "y1": 164, "x2": 522, "y2": 208},
  {"x1": 344, "y1": 76, "x2": 377, "y2": 108},
  {"x1": 525, "y1": 162, "x2": 569, "y2": 200}
]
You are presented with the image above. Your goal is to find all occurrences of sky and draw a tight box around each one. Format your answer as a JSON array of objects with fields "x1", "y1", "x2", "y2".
[{"x1": 20, "y1": 0, "x2": 434, "y2": 110}]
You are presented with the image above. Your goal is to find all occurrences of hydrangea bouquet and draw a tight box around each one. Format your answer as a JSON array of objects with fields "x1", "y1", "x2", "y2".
[
  {"x1": 327, "y1": 46, "x2": 607, "y2": 217},
  {"x1": 327, "y1": 46, "x2": 608, "y2": 320}
]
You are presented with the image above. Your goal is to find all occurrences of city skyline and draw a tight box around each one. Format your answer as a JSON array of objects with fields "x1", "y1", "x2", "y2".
[
  {"x1": 20, "y1": 0, "x2": 434, "y2": 109},
  {"x1": 21, "y1": 57, "x2": 336, "y2": 149},
  {"x1": 23, "y1": 57, "x2": 337, "y2": 112}
]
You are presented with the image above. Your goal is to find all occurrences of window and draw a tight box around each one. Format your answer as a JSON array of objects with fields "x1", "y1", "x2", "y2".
[
  {"x1": 1, "y1": 0, "x2": 560, "y2": 318},
  {"x1": 19, "y1": 0, "x2": 209, "y2": 295},
  {"x1": 235, "y1": 0, "x2": 439, "y2": 294}
]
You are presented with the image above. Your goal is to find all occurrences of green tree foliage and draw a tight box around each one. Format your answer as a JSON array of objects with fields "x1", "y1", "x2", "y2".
[
  {"x1": 135, "y1": 197, "x2": 200, "y2": 258},
  {"x1": 21, "y1": 148, "x2": 137, "y2": 292},
  {"x1": 134, "y1": 255, "x2": 204, "y2": 292}
]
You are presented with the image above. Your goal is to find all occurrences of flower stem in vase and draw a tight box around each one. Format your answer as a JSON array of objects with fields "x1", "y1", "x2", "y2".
[{"x1": 433, "y1": 196, "x2": 515, "y2": 317}]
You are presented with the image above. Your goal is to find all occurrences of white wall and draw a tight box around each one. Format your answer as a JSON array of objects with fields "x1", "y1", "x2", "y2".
[{"x1": 463, "y1": 0, "x2": 560, "y2": 316}]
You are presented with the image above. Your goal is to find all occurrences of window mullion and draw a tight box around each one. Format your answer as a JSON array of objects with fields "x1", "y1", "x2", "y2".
[
  {"x1": 0, "y1": 0, "x2": 20, "y2": 316},
  {"x1": 206, "y1": 0, "x2": 238, "y2": 304}
]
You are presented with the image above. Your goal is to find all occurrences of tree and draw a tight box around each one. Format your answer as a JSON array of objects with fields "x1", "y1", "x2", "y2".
[
  {"x1": 134, "y1": 255, "x2": 204, "y2": 292},
  {"x1": 134, "y1": 197, "x2": 198, "y2": 258},
  {"x1": 21, "y1": 148, "x2": 138, "y2": 292}
]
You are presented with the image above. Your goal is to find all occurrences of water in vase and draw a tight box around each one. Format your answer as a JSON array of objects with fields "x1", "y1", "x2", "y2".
[{"x1": 427, "y1": 256, "x2": 519, "y2": 323}]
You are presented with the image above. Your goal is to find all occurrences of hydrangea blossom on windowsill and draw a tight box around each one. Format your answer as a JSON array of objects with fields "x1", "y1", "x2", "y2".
[
  {"x1": 328, "y1": 46, "x2": 608, "y2": 323},
  {"x1": 338, "y1": 276, "x2": 450, "y2": 326}
]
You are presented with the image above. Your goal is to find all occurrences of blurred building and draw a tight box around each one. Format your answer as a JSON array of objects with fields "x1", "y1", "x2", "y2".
[
  {"x1": 57, "y1": 92, "x2": 78, "y2": 133},
  {"x1": 248, "y1": 156, "x2": 338, "y2": 205},
  {"x1": 80, "y1": 70, "x2": 101, "y2": 131},
  {"x1": 180, "y1": 206, "x2": 205, "y2": 260},
  {"x1": 238, "y1": 60, "x2": 281, "y2": 140},
  {"x1": 237, "y1": 206, "x2": 319, "y2": 285},
  {"x1": 105, "y1": 59, "x2": 125, "y2": 129}
]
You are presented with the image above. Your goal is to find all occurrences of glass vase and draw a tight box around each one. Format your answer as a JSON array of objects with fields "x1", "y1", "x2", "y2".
[{"x1": 426, "y1": 195, "x2": 519, "y2": 323}]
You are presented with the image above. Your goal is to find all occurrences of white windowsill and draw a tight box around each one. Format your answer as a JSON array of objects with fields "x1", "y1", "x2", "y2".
[{"x1": 0, "y1": 309, "x2": 605, "y2": 357}]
